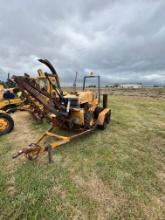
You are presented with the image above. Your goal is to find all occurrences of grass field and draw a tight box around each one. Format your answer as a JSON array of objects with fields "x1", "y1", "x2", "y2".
[{"x1": 0, "y1": 96, "x2": 165, "y2": 219}]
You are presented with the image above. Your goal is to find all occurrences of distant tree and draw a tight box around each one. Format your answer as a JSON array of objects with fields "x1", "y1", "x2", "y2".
[
  {"x1": 113, "y1": 83, "x2": 119, "y2": 88},
  {"x1": 88, "y1": 85, "x2": 96, "y2": 88}
]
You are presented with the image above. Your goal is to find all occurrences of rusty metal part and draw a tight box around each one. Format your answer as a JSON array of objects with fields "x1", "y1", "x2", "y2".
[
  {"x1": 12, "y1": 59, "x2": 111, "y2": 162},
  {"x1": 103, "y1": 94, "x2": 108, "y2": 108},
  {"x1": 12, "y1": 143, "x2": 41, "y2": 160},
  {"x1": 38, "y1": 59, "x2": 62, "y2": 95},
  {"x1": 12, "y1": 75, "x2": 64, "y2": 117},
  {"x1": 12, "y1": 125, "x2": 97, "y2": 162}
]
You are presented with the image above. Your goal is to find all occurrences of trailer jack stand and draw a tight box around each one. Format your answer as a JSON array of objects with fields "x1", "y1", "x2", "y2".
[
  {"x1": 45, "y1": 145, "x2": 53, "y2": 163},
  {"x1": 13, "y1": 126, "x2": 96, "y2": 162}
]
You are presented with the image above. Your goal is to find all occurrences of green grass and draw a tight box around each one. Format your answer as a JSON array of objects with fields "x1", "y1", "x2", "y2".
[{"x1": 0, "y1": 96, "x2": 165, "y2": 219}]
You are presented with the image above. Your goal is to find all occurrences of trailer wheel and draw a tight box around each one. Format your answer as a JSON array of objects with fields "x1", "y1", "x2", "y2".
[
  {"x1": 98, "y1": 118, "x2": 107, "y2": 130},
  {"x1": 0, "y1": 113, "x2": 14, "y2": 136},
  {"x1": 94, "y1": 106, "x2": 103, "y2": 119},
  {"x1": 105, "y1": 110, "x2": 111, "y2": 124},
  {"x1": 98, "y1": 111, "x2": 111, "y2": 130}
]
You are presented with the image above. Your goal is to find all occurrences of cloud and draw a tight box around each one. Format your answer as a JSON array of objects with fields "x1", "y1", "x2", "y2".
[{"x1": 0, "y1": 0, "x2": 165, "y2": 85}]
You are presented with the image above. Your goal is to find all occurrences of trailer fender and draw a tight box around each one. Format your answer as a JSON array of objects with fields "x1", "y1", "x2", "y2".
[{"x1": 97, "y1": 108, "x2": 110, "y2": 126}]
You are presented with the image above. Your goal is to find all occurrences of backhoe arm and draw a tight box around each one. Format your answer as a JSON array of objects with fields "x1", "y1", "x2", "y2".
[
  {"x1": 38, "y1": 59, "x2": 63, "y2": 98},
  {"x1": 12, "y1": 74, "x2": 62, "y2": 116}
]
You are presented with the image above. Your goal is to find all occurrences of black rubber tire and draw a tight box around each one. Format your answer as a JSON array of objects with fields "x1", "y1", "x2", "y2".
[
  {"x1": 98, "y1": 120, "x2": 107, "y2": 130},
  {"x1": 105, "y1": 110, "x2": 111, "y2": 124},
  {"x1": 0, "y1": 113, "x2": 14, "y2": 136},
  {"x1": 94, "y1": 106, "x2": 104, "y2": 119},
  {"x1": 98, "y1": 110, "x2": 111, "y2": 130},
  {"x1": 1, "y1": 104, "x2": 17, "y2": 113}
]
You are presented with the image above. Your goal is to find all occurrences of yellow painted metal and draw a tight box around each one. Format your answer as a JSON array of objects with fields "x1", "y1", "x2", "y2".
[
  {"x1": 0, "y1": 118, "x2": 9, "y2": 131},
  {"x1": 34, "y1": 125, "x2": 96, "y2": 156},
  {"x1": 70, "y1": 108, "x2": 84, "y2": 126},
  {"x1": 64, "y1": 91, "x2": 98, "y2": 107},
  {"x1": 12, "y1": 66, "x2": 111, "y2": 161},
  {"x1": 79, "y1": 91, "x2": 97, "y2": 105},
  {"x1": 35, "y1": 70, "x2": 56, "y2": 96},
  {"x1": 0, "y1": 84, "x2": 4, "y2": 100},
  {"x1": 0, "y1": 98, "x2": 22, "y2": 110},
  {"x1": 0, "y1": 83, "x2": 23, "y2": 111},
  {"x1": 97, "y1": 108, "x2": 110, "y2": 125}
]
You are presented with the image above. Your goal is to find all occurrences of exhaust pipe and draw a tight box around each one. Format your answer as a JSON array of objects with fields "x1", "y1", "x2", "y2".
[{"x1": 103, "y1": 94, "x2": 108, "y2": 108}]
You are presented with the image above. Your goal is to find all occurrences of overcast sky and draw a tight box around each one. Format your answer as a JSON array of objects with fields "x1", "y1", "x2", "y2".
[{"x1": 0, "y1": 0, "x2": 165, "y2": 85}]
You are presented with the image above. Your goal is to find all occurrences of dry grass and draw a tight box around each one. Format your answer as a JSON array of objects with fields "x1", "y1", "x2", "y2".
[
  {"x1": 65, "y1": 87, "x2": 165, "y2": 98},
  {"x1": 0, "y1": 93, "x2": 165, "y2": 219}
]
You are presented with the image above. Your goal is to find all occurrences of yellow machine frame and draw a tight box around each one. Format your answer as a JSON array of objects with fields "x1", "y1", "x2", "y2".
[
  {"x1": 0, "y1": 84, "x2": 23, "y2": 112},
  {"x1": 12, "y1": 59, "x2": 111, "y2": 162},
  {"x1": 0, "y1": 98, "x2": 22, "y2": 111}
]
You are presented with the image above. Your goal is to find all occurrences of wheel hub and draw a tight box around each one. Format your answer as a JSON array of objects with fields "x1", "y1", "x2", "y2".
[{"x1": 0, "y1": 118, "x2": 9, "y2": 131}]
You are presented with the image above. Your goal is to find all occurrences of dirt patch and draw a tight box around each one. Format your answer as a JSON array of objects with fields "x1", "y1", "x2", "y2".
[
  {"x1": 73, "y1": 173, "x2": 112, "y2": 202},
  {"x1": 1, "y1": 111, "x2": 40, "y2": 170},
  {"x1": 6, "y1": 176, "x2": 16, "y2": 196},
  {"x1": 50, "y1": 185, "x2": 85, "y2": 220},
  {"x1": 140, "y1": 194, "x2": 165, "y2": 220},
  {"x1": 72, "y1": 173, "x2": 127, "y2": 218},
  {"x1": 147, "y1": 136, "x2": 165, "y2": 168},
  {"x1": 1, "y1": 111, "x2": 42, "y2": 195},
  {"x1": 51, "y1": 185, "x2": 66, "y2": 200},
  {"x1": 156, "y1": 172, "x2": 165, "y2": 184},
  {"x1": 10, "y1": 111, "x2": 40, "y2": 147}
]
